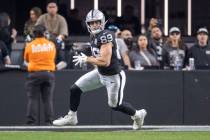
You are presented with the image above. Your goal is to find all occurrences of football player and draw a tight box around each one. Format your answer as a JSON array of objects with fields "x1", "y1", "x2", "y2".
[{"x1": 53, "y1": 9, "x2": 147, "y2": 130}]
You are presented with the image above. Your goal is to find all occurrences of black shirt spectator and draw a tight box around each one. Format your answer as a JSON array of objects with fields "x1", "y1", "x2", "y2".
[
  {"x1": 146, "y1": 18, "x2": 163, "y2": 39},
  {"x1": 0, "y1": 12, "x2": 17, "y2": 55},
  {"x1": 149, "y1": 26, "x2": 167, "y2": 68},
  {"x1": 187, "y1": 44, "x2": 210, "y2": 68},
  {"x1": 163, "y1": 27, "x2": 187, "y2": 69},
  {"x1": 0, "y1": 40, "x2": 11, "y2": 66},
  {"x1": 164, "y1": 43, "x2": 187, "y2": 69},
  {"x1": 186, "y1": 27, "x2": 210, "y2": 69}
]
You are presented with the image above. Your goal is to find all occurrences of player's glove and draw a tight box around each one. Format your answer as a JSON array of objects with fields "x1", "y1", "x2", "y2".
[{"x1": 73, "y1": 53, "x2": 87, "y2": 67}]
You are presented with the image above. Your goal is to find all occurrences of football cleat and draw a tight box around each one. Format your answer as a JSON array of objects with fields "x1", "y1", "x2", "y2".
[
  {"x1": 131, "y1": 109, "x2": 147, "y2": 130},
  {"x1": 53, "y1": 111, "x2": 78, "y2": 126}
]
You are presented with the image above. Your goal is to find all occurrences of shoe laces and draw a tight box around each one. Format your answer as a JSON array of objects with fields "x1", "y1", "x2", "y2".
[
  {"x1": 57, "y1": 114, "x2": 69, "y2": 120},
  {"x1": 64, "y1": 114, "x2": 71, "y2": 119}
]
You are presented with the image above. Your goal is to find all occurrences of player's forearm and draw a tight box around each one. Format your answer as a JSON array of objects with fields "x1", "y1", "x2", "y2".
[
  {"x1": 122, "y1": 53, "x2": 132, "y2": 69},
  {"x1": 87, "y1": 56, "x2": 110, "y2": 67}
]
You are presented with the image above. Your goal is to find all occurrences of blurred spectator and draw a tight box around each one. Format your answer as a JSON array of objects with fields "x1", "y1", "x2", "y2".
[
  {"x1": 120, "y1": 29, "x2": 136, "y2": 51},
  {"x1": 24, "y1": 7, "x2": 42, "y2": 37},
  {"x1": 186, "y1": 27, "x2": 210, "y2": 69},
  {"x1": 0, "y1": 12, "x2": 17, "y2": 55},
  {"x1": 36, "y1": 1, "x2": 68, "y2": 41},
  {"x1": 146, "y1": 18, "x2": 162, "y2": 39},
  {"x1": 116, "y1": 5, "x2": 140, "y2": 35},
  {"x1": 67, "y1": 9, "x2": 85, "y2": 35},
  {"x1": 163, "y1": 27, "x2": 187, "y2": 69},
  {"x1": 107, "y1": 25, "x2": 133, "y2": 70},
  {"x1": 0, "y1": 40, "x2": 11, "y2": 66},
  {"x1": 129, "y1": 34, "x2": 159, "y2": 69},
  {"x1": 149, "y1": 26, "x2": 167, "y2": 68},
  {"x1": 105, "y1": 15, "x2": 118, "y2": 29},
  {"x1": 24, "y1": 25, "x2": 56, "y2": 125},
  {"x1": 36, "y1": 1, "x2": 68, "y2": 69}
]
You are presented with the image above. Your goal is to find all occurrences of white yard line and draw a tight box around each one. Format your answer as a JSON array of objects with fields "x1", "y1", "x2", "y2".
[{"x1": 0, "y1": 125, "x2": 210, "y2": 131}]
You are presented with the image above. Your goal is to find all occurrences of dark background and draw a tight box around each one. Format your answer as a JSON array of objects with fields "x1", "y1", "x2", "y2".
[
  {"x1": 0, "y1": 70, "x2": 210, "y2": 125},
  {"x1": 0, "y1": 0, "x2": 210, "y2": 35}
]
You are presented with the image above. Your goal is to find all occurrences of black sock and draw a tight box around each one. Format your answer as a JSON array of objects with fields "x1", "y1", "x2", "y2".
[
  {"x1": 70, "y1": 84, "x2": 83, "y2": 112},
  {"x1": 112, "y1": 102, "x2": 136, "y2": 116}
]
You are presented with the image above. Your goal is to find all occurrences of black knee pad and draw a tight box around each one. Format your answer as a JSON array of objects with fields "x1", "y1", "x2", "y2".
[
  {"x1": 70, "y1": 84, "x2": 83, "y2": 112},
  {"x1": 70, "y1": 84, "x2": 83, "y2": 95}
]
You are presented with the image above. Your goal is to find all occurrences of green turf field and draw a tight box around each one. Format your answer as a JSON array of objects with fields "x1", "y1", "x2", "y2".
[{"x1": 0, "y1": 131, "x2": 210, "y2": 140}]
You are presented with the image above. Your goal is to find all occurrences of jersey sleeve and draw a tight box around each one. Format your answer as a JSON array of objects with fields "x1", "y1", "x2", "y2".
[{"x1": 97, "y1": 30, "x2": 115, "y2": 46}]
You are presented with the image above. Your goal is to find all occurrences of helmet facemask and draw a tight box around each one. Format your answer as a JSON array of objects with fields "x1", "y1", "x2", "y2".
[{"x1": 86, "y1": 20, "x2": 105, "y2": 35}]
